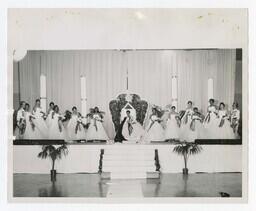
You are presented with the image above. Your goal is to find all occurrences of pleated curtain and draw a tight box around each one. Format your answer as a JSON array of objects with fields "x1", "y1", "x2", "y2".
[{"x1": 17, "y1": 49, "x2": 236, "y2": 139}]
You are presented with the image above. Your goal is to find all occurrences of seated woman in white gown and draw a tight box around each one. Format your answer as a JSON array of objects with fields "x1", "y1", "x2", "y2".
[
  {"x1": 122, "y1": 110, "x2": 144, "y2": 142},
  {"x1": 203, "y1": 98, "x2": 219, "y2": 139},
  {"x1": 48, "y1": 105, "x2": 67, "y2": 140},
  {"x1": 67, "y1": 107, "x2": 86, "y2": 140},
  {"x1": 23, "y1": 103, "x2": 41, "y2": 139},
  {"x1": 217, "y1": 102, "x2": 236, "y2": 139},
  {"x1": 86, "y1": 107, "x2": 109, "y2": 141},
  {"x1": 46, "y1": 102, "x2": 55, "y2": 128},
  {"x1": 164, "y1": 106, "x2": 180, "y2": 141},
  {"x1": 142, "y1": 108, "x2": 164, "y2": 143},
  {"x1": 179, "y1": 101, "x2": 194, "y2": 141},
  {"x1": 32, "y1": 99, "x2": 49, "y2": 139}
]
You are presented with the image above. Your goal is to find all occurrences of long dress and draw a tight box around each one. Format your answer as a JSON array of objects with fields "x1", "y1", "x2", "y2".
[
  {"x1": 203, "y1": 106, "x2": 219, "y2": 139},
  {"x1": 231, "y1": 108, "x2": 240, "y2": 138},
  {"x1": 67, "y1": 114, "x2": 79, "y2": 140},
  {"x1": 122, "y1": 115, "x2": 144, "y2": 142},
  {"x1": 14, "y1": 108, "x2": 26, "y2": 139},
  {"x1": 114, "y1": 117, "x2": 127, "y2": 142},
  {"x1": 46, "y1": 109, "x2": 54, "y2": 128},
  {"x1": 189, "y1": 114, "x2": 204, "y2": 142},
  {"x1": 142, "y1": 115, "x2": 164, "y2": 142},
  {"x1": 23, "y1": 111, "x2": 41, "y2": 139},
  {"x1": 76, "y1": 117, "x2": 87, "y2": 140},
  {"x1": 86, "y1": 113, "x2": 109, "y2": 141},
  {"x1": 32, "y1": 107, "x2": 49, "y2": 139},
  {"x1": 48, "y1": 113, "x2": 67, "y2": 140},
  {"x1": 164, "y1": 113, "x2": 180, "y2": 140},
  {"x1": 179, "y1": 108, "x2": 193, "y2": 141},
  {"x1": 217, "y1": 110, "x2": 236, "y2": 139}
]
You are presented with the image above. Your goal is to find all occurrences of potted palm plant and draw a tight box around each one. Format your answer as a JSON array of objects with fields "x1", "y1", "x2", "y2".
[
  {"x1": 173, "y1": 141, "x2": 202, "y2": 174},
  {"x1": 38, "y1": 144, "x2": 68, "y2": 181}
]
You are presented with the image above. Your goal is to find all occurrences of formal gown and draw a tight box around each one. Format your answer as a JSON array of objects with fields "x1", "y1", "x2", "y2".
[
  {"x1": 14, "y1": 108, "x2": 25, "y2": 139},
  {"x1": 86, "y1": 113, "x2": 109, "y2": 140},
  {"x1": 122, "y1": 115, "x2": 144, "y2": 142},
  {"x1": 142, "y1": 114, "x2": 164, "y2": 142},
  {"x1": 67, "y1": 114, "x2": 79, "y2": 140},
  {"x1": 164, "y1": 113, "x2": 180, "y2": 140},
  {"x1": 189, "y1": 114, "x2": 204, "y2": 141},
  {"x1": 23, "y1": 111, "x2": 41, "y2": 139},
  {"x1": 231, "y1": 108, "x2": 240, "y2": 138},
  {"x1": 179, "y1": 108, "x2": 193, "y2": 141},
  {"x1": 203, "y1": 106, "x2": 219, "y2": 139},
  {"x1": 46, "y1": 109, "x2": 54, "y2": 128},
  {"x1": 217, "y1": 110, "x2": 236, "y2": 139},
  {"x1": 48, "y1": 113, "x2": 67, "y2": 140},
  {"x1": 76, "y1": 117, "x2": 87, "y2": 140},
  {"x1": 32, "y1": 107, "x2": 49, "y2": 139}
]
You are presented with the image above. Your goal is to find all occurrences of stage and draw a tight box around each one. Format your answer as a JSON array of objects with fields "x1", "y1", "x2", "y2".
[{"x1": 13, "y1": 141, "x2": 242, "y2": 175}]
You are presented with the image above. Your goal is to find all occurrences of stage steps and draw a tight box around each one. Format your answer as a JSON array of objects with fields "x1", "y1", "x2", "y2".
[{"x1": 100, "y1": 147, "x2": 160, "y2": 179}]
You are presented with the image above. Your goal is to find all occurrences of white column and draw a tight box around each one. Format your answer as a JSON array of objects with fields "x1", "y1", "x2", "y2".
[
  {"x1": 208, "y1": 78, "x2": 214, "y2": 101},
  {"x1": 40, "y1": 74, "x2": 47, "y2": 113},
  {"x1": 81, "y1": 76, "x2": 87, "y2": 116},
  {"x1": 171, "y1": 76, "x2": 178, "y2": 110}
]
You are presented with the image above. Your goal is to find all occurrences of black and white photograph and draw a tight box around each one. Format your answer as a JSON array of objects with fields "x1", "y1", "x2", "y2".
[{"x1": 7, "y1": 8, "x2": 248, "y2": 202}]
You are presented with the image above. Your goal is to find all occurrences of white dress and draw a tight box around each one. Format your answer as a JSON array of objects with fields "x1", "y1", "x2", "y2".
[
  {"x1": 142, "y1": 115, "x2": 164, "y2": 142},
  {"x1": 165, "y1": 113, "x2": 180, "y2": 140},
  {"x1": 122, "y1": 116, "x2": 144, "y2": 142},
  {"x1": 76, "y1": 117, "x2": 87, "y2": 140},
  {"x1": 67, "y1": 114, "x2": 79, "y2": 140},
  {"x1": 46, "y1": 110, "x2": 54, "y2": 128},
  {"x1": 14, "y1": 108, "x2": 25, "y2": 139},
  {"x1": 23, "y1": 111, "x2": 41, "y2": 139},
  {"x1": 217, "y1": 110, "x2": 236, "y2": 139},
  {"x1": 189, "y1": 114, "x2": 204, "y2": 141},
  {"x1": 86, "y1": 114, "x2": 109, "y2": 140},
  {"x1": 179, "y1": 108, "x2": 193, "y2": 141},
  {"x1": 32, "y1": 107, "x2": 49, "y2": 139},
  {"x1": 203, "y1": 106, "x2": 219, "y2": 139},
  {"x1": 48, "y1": 113, "x2": 67, "y2": 140},
  {"x1": 231, "y1": 108, "x2": 240, "y2": 138}
]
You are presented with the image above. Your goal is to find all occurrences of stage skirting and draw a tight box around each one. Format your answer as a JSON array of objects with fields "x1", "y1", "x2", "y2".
[{"x1": 13, "y1": 142, "x2": 242, "y2": 174}]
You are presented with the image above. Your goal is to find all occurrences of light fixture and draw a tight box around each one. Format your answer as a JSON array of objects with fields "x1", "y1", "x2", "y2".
[{"x1": 135, "y1": 11, "x2": 146, "y2": 20}]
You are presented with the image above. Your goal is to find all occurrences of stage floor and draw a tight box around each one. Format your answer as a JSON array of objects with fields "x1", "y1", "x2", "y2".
[{"x1": 13, "y1": 173, "x2": 242, "y2": 197}]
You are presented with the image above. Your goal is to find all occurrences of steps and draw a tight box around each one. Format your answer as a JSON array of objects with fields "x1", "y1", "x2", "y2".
[{"x1": 100, "y1": 147, "x2": 160, "y2": 179}]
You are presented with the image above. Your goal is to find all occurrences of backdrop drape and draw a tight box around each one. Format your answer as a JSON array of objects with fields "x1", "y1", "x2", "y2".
[{"x1": 16, "y1": 49, "x2": 236, "y2": 139}]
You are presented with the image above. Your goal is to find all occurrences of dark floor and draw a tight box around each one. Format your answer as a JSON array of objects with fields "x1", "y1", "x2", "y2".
[{"x1": 13, "y1": 173, "x2": 242, "y2": 197}]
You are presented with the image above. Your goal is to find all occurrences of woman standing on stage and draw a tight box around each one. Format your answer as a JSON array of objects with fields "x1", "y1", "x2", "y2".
[
  {"x1": 217, "y1": 102, "x2": 236, "y2": 139},
  {"x1": 23, "y1": 103, "x2": 41, "y2": 139},
  {"x1": 86, "y1": 107, "x2": 109, "y2": 141},
  {"x1": 164, "y1": 106, "x2": 180, "y2": 141},
  {"x1": 46, "y1": 102, "x2": 55, "y2": 128},
  {"x1": 203, "y1": 98, "x2": 219, "y2": 139},
  {"x1": 142, "y1": 107, "x2": 164, "y2": 143},
  {"x1": 179, "y1": 101, "x2": 194, "y2": 141},
  {"x1": 48, "y1": 105, "x2": 67, "y2": 140},
  {"x1": 189, "y1": 107, "x2": 204, "y2": 141},
  {"x1": 32, "y1": 99, "x2": 49, "y2": 139}
]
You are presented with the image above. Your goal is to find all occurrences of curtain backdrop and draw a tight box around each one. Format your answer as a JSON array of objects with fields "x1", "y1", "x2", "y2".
[{"x1": 16, "y1": 49, "x2": 236, "y2": 139}]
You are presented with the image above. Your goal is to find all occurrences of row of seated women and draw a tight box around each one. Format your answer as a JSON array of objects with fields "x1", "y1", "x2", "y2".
[{"x1": 14, "y1": 98, "x2": 240, "y2": 142}]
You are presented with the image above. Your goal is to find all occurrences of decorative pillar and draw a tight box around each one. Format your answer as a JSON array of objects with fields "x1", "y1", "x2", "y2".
[
  {"x1": 40, "y1": 74, "x2": 47, "y2": 113},
  {"x1": 208, "y1": 78, "x2": 214, "y2": 101},
  {"x1": 81, "y1": 76, "x2": 87, "y2": 116},
  {"x1": 171, "y1": 76, "x2": 178, "y2": 110}
]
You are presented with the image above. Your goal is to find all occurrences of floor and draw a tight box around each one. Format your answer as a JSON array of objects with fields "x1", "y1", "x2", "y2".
[{"x1": 13, "y1": 173, "x2": 242, "y2": 197}]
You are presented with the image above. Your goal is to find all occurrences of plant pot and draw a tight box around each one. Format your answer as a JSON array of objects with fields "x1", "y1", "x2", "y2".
[
  {"x1": 50, "y1": 170, "x2": 57, "y2": 181},
  {"x1": 182, "y1": 168, "x2": 188, "y2": 175}
]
